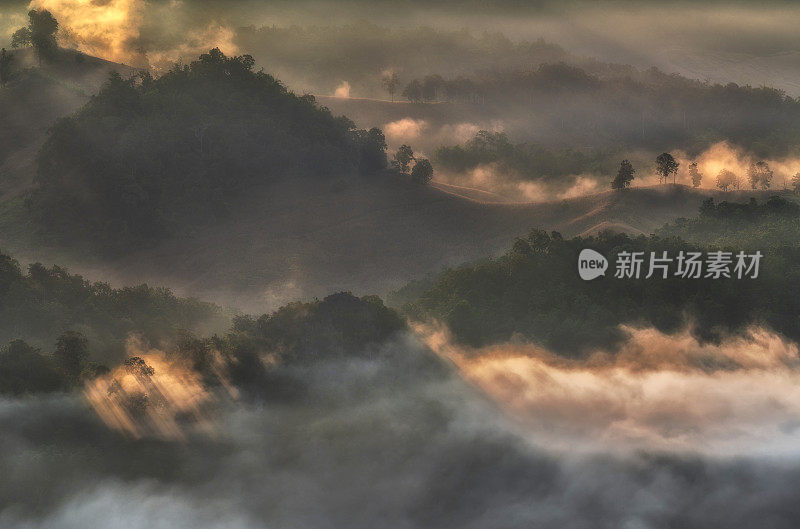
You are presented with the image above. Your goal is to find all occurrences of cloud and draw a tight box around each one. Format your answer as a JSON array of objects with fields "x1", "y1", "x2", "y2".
[
  {"x1": 5, "y1": 331, "x2": 800, "y2": 527},
  {"x1": 418, "y1": 322, "x2": 800, "y2": 456},
  {"x1": 333, "y1": 80, "x2": 350, "y2": 98}
]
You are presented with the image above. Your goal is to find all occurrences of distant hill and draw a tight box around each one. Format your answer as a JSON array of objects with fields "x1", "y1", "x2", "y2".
[
  {"x1": 0, "y1": 47, "x2": 138, "y2": 201},
  {"x1": 25, "y1": 48, "x2": 389, "y2": 252},
  {"x1": 1, "y1": 48, "x2": 792, "y2": 314}
]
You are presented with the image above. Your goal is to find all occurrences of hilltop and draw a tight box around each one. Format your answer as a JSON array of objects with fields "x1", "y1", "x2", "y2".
[{"x1": 0, "y1": 47, "x2": 139, "y2": 200}]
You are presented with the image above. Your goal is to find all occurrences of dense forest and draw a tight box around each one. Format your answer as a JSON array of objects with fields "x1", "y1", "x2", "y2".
[
  {"x1": 397, "y1": 197, "x2": 800, "y2": 354},
  {"x1": 0, "y1": 250, "x2": 224, "y2": 361},
  {"x1": 27, "y1": 48, "x2": 389, "y2": 252},
  {"x1": 0, "y1": 289, "x2": 408, "y2": 398},
  {"x1": 657, "y1": 196, "x2": 800, "y2": 248}
]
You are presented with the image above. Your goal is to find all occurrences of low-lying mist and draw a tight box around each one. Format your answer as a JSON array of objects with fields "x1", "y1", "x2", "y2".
[
  {"x1": 4, "y1": 328, "x2": 800, "y2": 528},
  {"x1": 419, "y1": 322, "x2": 800, "y2": 456},
  {"x1": 431, "y1": 141, "x2": 800, "y2": 203}
]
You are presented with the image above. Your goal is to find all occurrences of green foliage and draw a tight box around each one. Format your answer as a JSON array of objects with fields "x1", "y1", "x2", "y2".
[
  {"x1": 689, "y1": 162, "x2": 702, "y2": 188},
  {"x1": 54, "y1": 330, "x2": 88, "y2": 382},
  {"x1": 10, "y1": 27, "x2": 31, "y2": 49},
  {"x1": 0, "y1": 49, "x2": 12, "y2": 86},
  {"x1": 655, "y1": 152, "x2": 679, "y2": 184},
  {"x1": 402, "y1": 79, "x2": 423, "y2": 103},
  {"x1": 392, "y1": 144, "x2": 415, "y2": 174},
  {"x1": 411, "y1": 158, "x2": 434, "y2": 185},
  {"x1": 716, "y1": 168, "x2": 741, "y2": 191},
  {"x1": 435, "y1": 130, "x2": 617, "y2": 182},
  {"x1": 172, "y1": 292, "x2": 407, "y2": 399},
  {"x1": 657, "y1": 196, "x2": 800, "y2": 248},
  {"x1": 0, "y1": 250, "x2": 223, "y2": 361},
  {"x1": 381, "y1": 71, "x2": 400, "y2": 101},
  {"x1": 747, "y1": 161, "x2": 773, "y2": 190},
  {"x1": 0, "y1": 339, "x2": 63, "y2": 395},
  {"x1": 249, "y1": 292, "x2": 405, "y2": 364},
  {"x1": 611, "y1": 159, "x2": 635, "y2": 190},
  {"x1": 29, "y1": 48, "x2": 388, "y2": 252},
  {"x1": 403, "y1": 200, "x2": 800, "y2": 355},
  {"x1": 12, "y1": 9, "x2": 59, "y2": 63},
  {"x1": 353, "y1": 127, "x2": 388, "y2": 175}
]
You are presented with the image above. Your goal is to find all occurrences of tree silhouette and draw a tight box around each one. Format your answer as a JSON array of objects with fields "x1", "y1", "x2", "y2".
[
  {"x1": 54, "y1": 331, "x2": 88, "y2": 382},
  {"x1": 381, "y1": 71, "x2": 400, "y2": 102},
  {"x1": 402, "y1": 79, "x2": 423, "y2": 103},
  {"x1": 688, "y1": 162, "x2": 702, "y2": 188},
  {"x1": 747, "y1": 160, "x2": 773, "y2": 190},
  {"x1": 422, "y1": 74, "x2": 444, "y2": 102},
  {"x1": 655, "y1": 152, "x2": 679, "y2": 184},
  {"x1": 0, "y1": 49, "x2": 12, "y2": 86},
  {"x1": 355, "y1": 127, "x2": 388, "y2": 175},
  {"x1": 411, "y1": 158, "x2": 434, "y2": 184},
  {"x1": 12, "y1": 9, "x2": 59, "y2": 64},
  {"x1": 392, "y1": 145, "x2": 415, "y2": 173},
  {"x1": 716, "y1": 168, "x2": 739, "y2": 191},
  {"x1": 611, "y1": 159, "x2": 635, "y2": 190},
  {"x1": 792, "y1": 173, "x2": 800, "y2": 195},
  {"x1": 10, "y1": 27, "x2": 31, "y2": 49}
]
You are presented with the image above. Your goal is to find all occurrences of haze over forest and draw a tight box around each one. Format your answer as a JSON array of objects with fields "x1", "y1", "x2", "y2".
[{"x1": 3, "y1": 1, "x2": 800, "y2": 528}]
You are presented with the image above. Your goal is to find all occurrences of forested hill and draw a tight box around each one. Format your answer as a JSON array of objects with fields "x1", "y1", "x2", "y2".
[
  {"x1": 397, "y1": 196, "x2": 800, "y2": 355},
  {"x1": 27, "y1": 48, "x2": 389, "y2": 252},
  {"x1": 0, "y1": 48, "x2": 139, "y2": 201}
]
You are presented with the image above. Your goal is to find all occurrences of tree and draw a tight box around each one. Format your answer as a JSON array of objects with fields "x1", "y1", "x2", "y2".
[
  {"x1": 0, "y1": 49, "x2": 12, "y2": 86},
  {"x1": 53, "y1": 331, "x2": 88, "y2": 381},
  {"x1": 355, "y1": 127, "x2": 388, "y2": 174},
  {"x1": 0, "y1": 339, "x2": 63, "y2": 394},
  {"x1": 402, "y1": 79, "x2": 423, "y2": 103},
  {"x1": 10, "y1": 27, "x2": 31, "y2": 49},
  {"x1": 422, "y1": 74, "x2": 444, "y2": 102},
  {"x1": 611, "y1": 159, "x2": 635, "y2": 190},
  {"x1": 716, "y1": 168, "x2": 739, "y2": 191},
  {"x1": 747, "y1": 160, "x2": 773, "y2": 190},
  {"x1": 381, "y1": 71, "x2": 400, "y2": 102},
  {"x1": 792, "y1": 173, "x2": 800, "y2": 195},
  {"x1": 124, "y1": 356, "x2": 155, "y2": 378},
  {"x1": 688, "y1": 162, "x2": 702, "y2": 188},
  {"x1": 392, "y1": 145, "x2": 415, "y2": 173},
  {"x1": 12, "y1": 9, "x2": 59, "y2": 64},
  {"x1": 411, "y1": 158, "x2": 434, "y2": 184},
  {"x1": 655, "y1": 152, "x2": 679, "y2": 184},
  {"x1": 31, "y1": 49, "x2": 383, "y2": 250}
]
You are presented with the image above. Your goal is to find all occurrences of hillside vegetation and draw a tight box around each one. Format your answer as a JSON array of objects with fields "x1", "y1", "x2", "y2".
[
  {"x1": 0, "y1": 250, "x2": 225, "y2": 361},
  {"x1": 399, "y1": 196, "x2": 800, "y2": 354},
  {"x1": 0, "y1": 289, "x2": 406, "y2": 398},
  {"x1": 28, "y1": 48, "x2": 389, "y2": 252}
]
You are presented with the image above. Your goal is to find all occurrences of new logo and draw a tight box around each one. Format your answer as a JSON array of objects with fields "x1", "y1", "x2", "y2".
[{"x1": 578, "y1": 249, "x2": 608, "y2": 280}]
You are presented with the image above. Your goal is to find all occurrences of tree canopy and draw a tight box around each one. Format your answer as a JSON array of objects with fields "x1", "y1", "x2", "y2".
[
  {"x1": 29, "y1": 48, "x2": 388, "y2": 252},
  {"x1": 11, "y1": 9, "x2": 59, "y2": 63},
  {"x1": 397, "y1": 197, "x2": 800, "y2": 355},
  {"x1": 611, "y1": 159, "x2": 635, "y2": 189}
]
